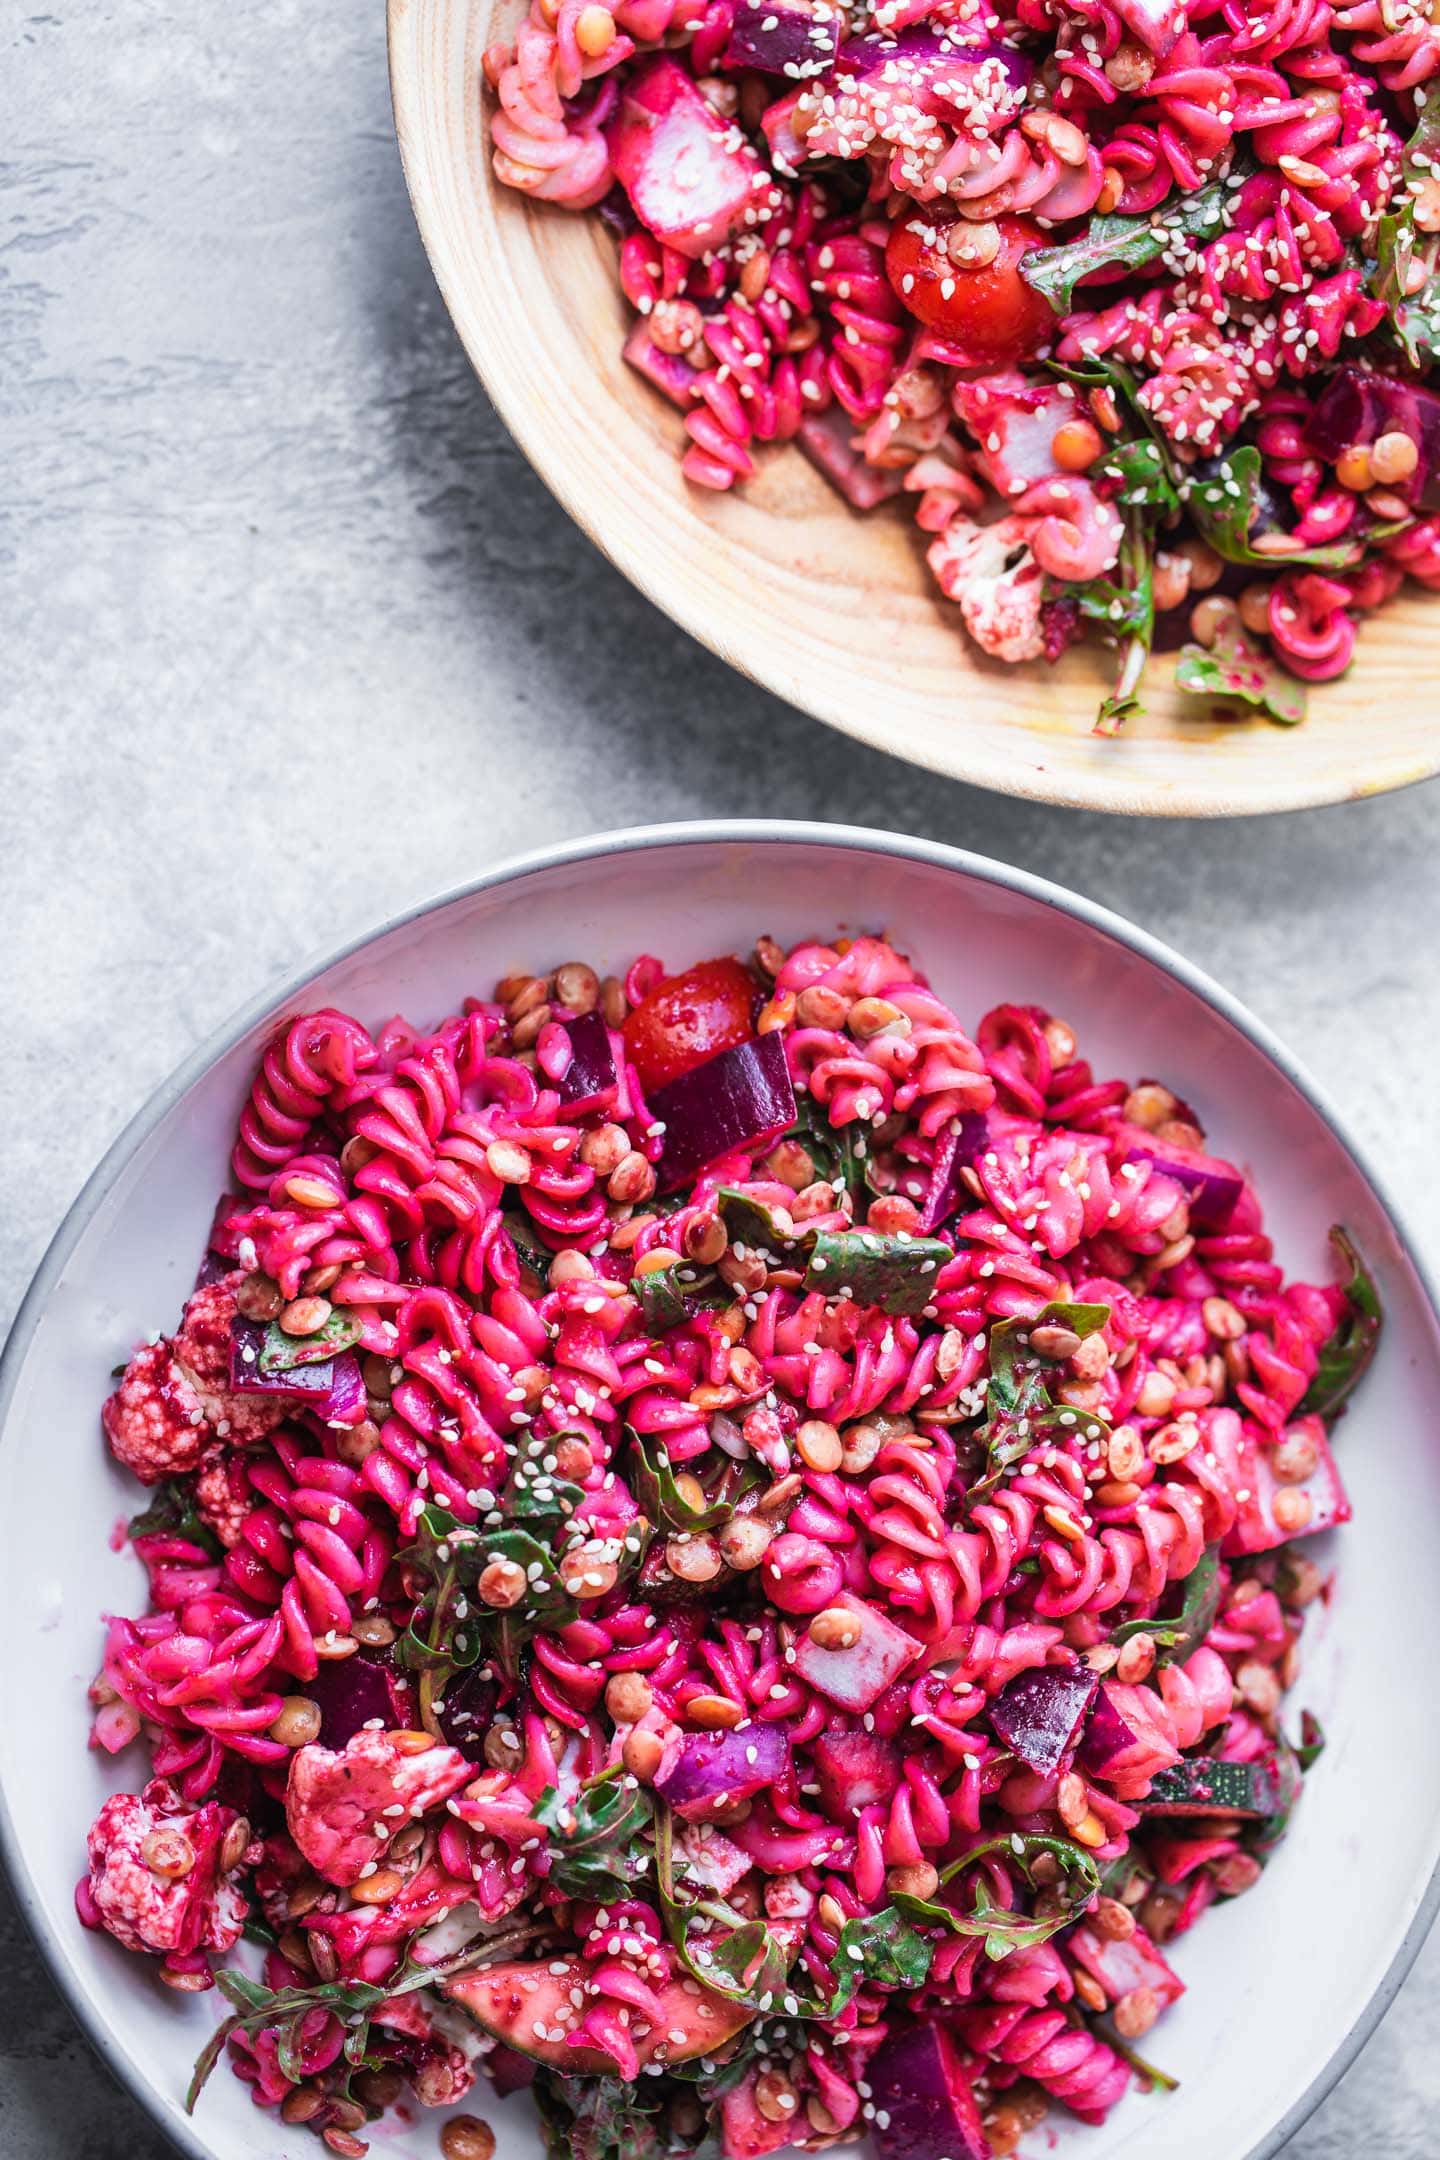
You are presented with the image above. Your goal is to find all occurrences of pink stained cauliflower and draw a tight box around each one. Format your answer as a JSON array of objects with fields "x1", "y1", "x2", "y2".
[
  {"x1": 102, "y1": 1275, "x2": 287, "y2": 1484},
  {"x1": 77, "y1": 1777, "x2": 248, "y2": 1963},
  {"x1": 285, "y1": 1728, "x2": 475, "y2": 1888},
  {"x1": 927, "y1": 514, "x2": 1046, "y2": 662}
]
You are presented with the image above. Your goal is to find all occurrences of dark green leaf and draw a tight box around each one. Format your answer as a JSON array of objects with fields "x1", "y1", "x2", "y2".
[
  {"x1": 1248, "y1": 1736, "x2": 1305, "y2": 1854},
  {"x1": 1299, "y1": 1226, "x2": 1382, "y2": 1421},
  {"x1": 718, "y1": 1186, "x2": 808, "y2": 1255},
  {"x1": 1086, "y1": 513, "x2": 1155, "y2": 737},
  {"x1": 1023, "y1": 179, "x2": 1230, "y2": 313},
  {"x1": 1183, "y1": 445, "x2": 1386, "y2": 570},
  {"x1": 533, "y1": 2072, "x2": 671, "y2": 2160},
  {"x1": 503, "y1": 1430, "x2": 586, "y2": 1529},
  {"x1": 893, "y1": 1832, "x2": 1100, "y2": 1961},
  {"x1": 127, "y1": 1479, "x2": 222, "y2": 1560},
  {"x1": 968, "y1": 1303, "x2": 1111, "y2": 1505},
  {"x1": 831, "y1": 1908, "x2": 934, "y2": 1996},
  {"x1": 1097, "y1": 435, "x2": 1179, "y2": 516},
  {"x1": 533, "y1": 1766, "x2": 655, "y2": 1901},
  {"x1": 783, "y1": 1090, "x2": 872, "y2": 1200},
  {"x1": 631, "y1": 1259, "x2": 728, "y2": 1332},
  {"x1": 804, "y1": 1229, "x2": 951, "y2": 1314},
  {"x1": 628, "y1": 1428, "x2": 744, "y2": 1532},
  {"x1": 255, "y1": 1308, "x2": 362, "y2": 1373},
  {"x1": 1369, "y1": 89, "x2": 1440, "y2": 363},
  {"x1": 1111, "y1": 1545, "x2": 1221, "y2": 1665}
]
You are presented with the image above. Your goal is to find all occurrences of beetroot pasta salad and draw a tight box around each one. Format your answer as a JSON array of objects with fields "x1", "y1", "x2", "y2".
[
  {"x1": 82, "y1": 936, "x2": 1380, "y2": 2160},
  {"x1": 482, "y1": 0, "x2": 1440, "y2": 732}
]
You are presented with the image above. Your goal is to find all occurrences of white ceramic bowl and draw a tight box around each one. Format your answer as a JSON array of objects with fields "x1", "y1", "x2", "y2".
[{"x1": 3, "y1": 821, "x2": 1438, "y2": 2160}]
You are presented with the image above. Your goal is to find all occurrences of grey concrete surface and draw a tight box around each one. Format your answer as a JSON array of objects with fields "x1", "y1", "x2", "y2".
[{"x1": 3, "y1": 3, "x2": 1439, "y2": 2154}]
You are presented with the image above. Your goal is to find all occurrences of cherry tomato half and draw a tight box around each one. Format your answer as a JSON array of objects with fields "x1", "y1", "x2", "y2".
[
  {"x1": 623, "y1": 956, "x2": 760, "y2": 1092},
  {"x1": 885, "y1": 210, "x2": 1054, "y2": 367}
]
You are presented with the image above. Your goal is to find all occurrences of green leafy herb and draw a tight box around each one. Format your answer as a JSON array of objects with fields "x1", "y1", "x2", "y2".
[
  {"x1": 1249, "y1": 1736, "x2": 1306, "y2": 1854},
  {"x1": 718, "y1": 1186, "x2": 807, "y2": 1255},
  {"x1": 1176, "y1": 609, "x2": 1307, "y2": 727},
  {"x1": 892, "y1": 1832, "x2": 1100, "y2": 1960},
  {"x1": 627, "y1": 1428, "x2": 758, "y2": 1533},
  {"x1": 783, "y1": 1090, "x2": 873, "y2": 1200},
  {"x1": 255, "y1": 1308, "x2": 362, "y2": 1373},
  {"x1": 533, "y1": 1766, "x2": 655, "y2": 1902},
  {"x1": 504, "y1": 1429, "x2": 586, "y2": 1529},
  {"x1": 968, "y1": 1302, "x2": 1112, "y2": 1505},
  {"x1": 189, "y1": 1931, "x2": 541, "y2": 2113},
  {"x1": 631, "y1": 1259, "x2": 730, "y2": 1332},
  {"x1": 803, "y1": 1229, "x2": 951, "y2": 1315},
  {"x1": 127, "y1": 1479, "x2": 222, "y2": 1560},
  {"x1": 395, "y1": 1505, "x2": 585, "y2": 1686},
  {"x1": 533, "y1": 2072, "x2": 671, "y2": 2160},
  {"x1": 1111, "y1": 1545, "x2": 1222, "y2": 1665},
  {"x1": 1298, "y1": 1226, "x2": 1382, "y2": 1421},
  {"x1": 1100, "y1": 435, "x2": 1180, "y2": 517},
  {"x1": 719, "y1": 1187, "x2": 953, "y2": 1314},
  {"x1": 1184, "y1": 445, "x2": 1397, "y2": 571},
  {"x1": 1022, "y1": 179, "x2": 1230, "y2": 314},
  {"x1": 1295, "y1": 1709, "x2": 1327, "y2": 1772},
  {"x1": 1084, "y1": 513, "x2": 1156, "y2": 736},
  {"x1": 1370, "y1": 86, "x2": 1440, "y2": 363},
  {"x1": 831, "y1": 1907, "x2": 934, "y2": 1997}
]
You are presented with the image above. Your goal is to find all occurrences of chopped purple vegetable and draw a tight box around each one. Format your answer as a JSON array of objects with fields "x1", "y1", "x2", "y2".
[
  {"x1": 916, "y1": 1109, "x2": 990, "y2": 1233},
  {"x1": 1077, "y1": 1682, "x2": 1144, "y2": 1778},
  {"x1": 554, "y1": 1009, "x2": 622, "y2": 1113},
  {"x1": 306, "y1": 1651, "x2": 415, "y2": 1751},
  {"x1": 867, "y1": 2021, "x2": 989, "y2": 2160},
  {"x1": 652, "y1": 1030, "x2": 797, "y2": 1190},
  {"x1": 655, "y1": 1722, "x2": 791, "y2": 1820},
  {"x1": 1122, "y1": 1134, "x2": 1244, "y2": 1232},
  {"x1": 228, "y1": 1318, "x2": 366, "y2": 1425},
  {"x1": 989, "y1": 1662, "x2": 1099, "y2": 1778},
  {"x1": 811, "y1": 1729, "x2": 903, "y2": 1815},
  {"x1": 725, "y1": 0, "x2": 842, "y2": 79}
]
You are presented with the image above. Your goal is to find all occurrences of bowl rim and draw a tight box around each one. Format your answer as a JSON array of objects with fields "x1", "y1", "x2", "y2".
[
  {"x1": 384, "y1": 0, "x2": 1440, "y2": 821},
  {"x1": 3, "y1": 815, "x2": 1438, "y2": 2158}
]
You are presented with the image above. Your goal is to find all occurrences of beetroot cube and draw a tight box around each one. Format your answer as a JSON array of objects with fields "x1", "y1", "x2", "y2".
[{"x1": 608, "y1": 58, "x2": 776, "y2": 259}]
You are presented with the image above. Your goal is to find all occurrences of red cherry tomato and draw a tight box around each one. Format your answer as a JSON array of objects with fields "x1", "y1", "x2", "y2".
[
  {"x1": 623, "y1": 956, "x2": 760, "y2": 1092},
  {"x1": 885, "y1": 211, "x2": 1054, "y2": 367}
]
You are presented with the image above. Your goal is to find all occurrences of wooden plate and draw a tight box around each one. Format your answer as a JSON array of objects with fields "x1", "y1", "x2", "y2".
[{"x1": 387, "y1": 0, "x2": 1440, "y2": 815}]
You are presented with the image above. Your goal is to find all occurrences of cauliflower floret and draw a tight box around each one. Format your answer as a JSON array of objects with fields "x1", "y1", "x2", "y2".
[
  {"x1": 286, "y1": 1728, "x2": 474, "y2": 1887},
  {"x1": 78, "y1": 1777, "x2": 248, "y2": 1960},
  {"x1": 928, "y1": 514, "x2": 1046, "y2": 663},
  {"x1": 102, "y1": 1276, "x2": 286, "y2": 1483},
  {"x1": 194, "y1": 1445, "x2": 253, "y2": 1548}
]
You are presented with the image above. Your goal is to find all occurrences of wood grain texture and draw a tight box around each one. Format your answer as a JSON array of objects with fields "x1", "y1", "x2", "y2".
[{"x1": 387, "y1": 0, "x2": 1440, "y2": 817}]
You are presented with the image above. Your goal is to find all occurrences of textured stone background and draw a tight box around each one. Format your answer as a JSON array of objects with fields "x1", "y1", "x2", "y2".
[{"x1": 4, "y1": 3, "x2": 1440, "y2": 2154}]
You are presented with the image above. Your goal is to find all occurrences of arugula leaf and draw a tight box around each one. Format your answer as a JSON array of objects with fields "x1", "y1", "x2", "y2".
[
  {"x1": 1176, "y1": 613, "x2": 1307, "y2": 727},
  {"x1": 718, "y1": 1186, "x2": 807, "y2": 1255},
  {"x1": 127, "y1": 1479, "x2": 222, "y2": 1559},
  {"x1": 1086, "y1": 513, "x2": 1155, "y2": 736},
  {"x1": 533, "y1": 2072, "x2": 671, "y2": 2160},
  {"x1": 892, "y1": 1832, "x2": 1100, "y2": 1960},
  {"x1": 968, "y1": 1302, "x2": 1112, "y2": 1505},
  {"x1": 189, "y1": 1931, "x2": 544, "y2": 2113},
  {"x1": 255, "y1": 1307, "x2": 362, "y2": 1373},
  {"x1": 1023, "y1": 179, "x2": 1231, "y2": 314},
  {"x1": 533, "y1": 1766, "x2": 654, "y2": 1902},
  {"x1": 1112, "y1": 1546, "x2": 1221, "y2": 1665},
  {"x1": 1298, "y1": 1226, "x2": 1382, "y2": 1421},
  {"x1": 1369, "y1": 86, "x2": 1440, "y2": 363},
  {"x1": 832, "y1": 1907, "x2": 934, "y2": 1996},
  {"x1": 1099, "y1": 435, "x2": 1180, "y2": 517},
  {"x1": 1183, "y1": 445, "x2": 1395, "y2": 570},
  {"x1": 1071, "y1": 2004, "x2": 1179, "y2": 2094}
]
